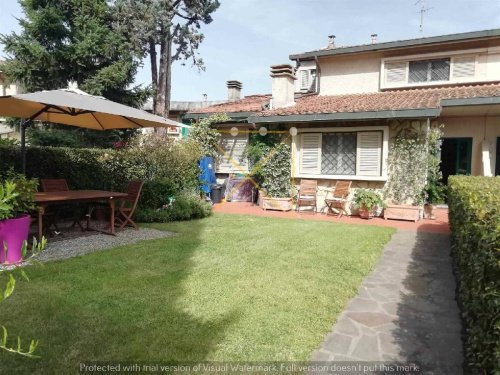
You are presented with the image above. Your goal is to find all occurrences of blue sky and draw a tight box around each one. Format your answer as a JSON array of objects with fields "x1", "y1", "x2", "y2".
[{"x1": 1, "y1": 0, "x2": 499, "y2": 101}]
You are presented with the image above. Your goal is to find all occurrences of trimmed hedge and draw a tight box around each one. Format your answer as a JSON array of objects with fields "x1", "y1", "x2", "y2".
[
  {"x1": 0, "y1": 145, "x2": 210, "y2": 222},
  {"x1": 0, "y1": 145, "x2": 143, "y2": 191},
  {"x1": 448, "y1": 176, "x2": 500, "y2": 373}
]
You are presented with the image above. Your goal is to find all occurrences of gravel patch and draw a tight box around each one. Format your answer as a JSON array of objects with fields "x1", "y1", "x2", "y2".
[{"x1": 0, "y1": 228, "x2": 173, "y2": 270}]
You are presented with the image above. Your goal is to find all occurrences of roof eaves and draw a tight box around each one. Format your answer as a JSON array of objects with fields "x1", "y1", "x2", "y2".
[
  {"x1": 441, "y1": 96, "x2": 500, "y2": 107},
  {"x1": 290, "y1": 29, "x2": 500, "y2": 60},
  {"x1": 249, "y1": 108, "x2": 441, "y2": 123},
  {"x1": 183, "y1": 111, "x2": 256, "y2": 122}
]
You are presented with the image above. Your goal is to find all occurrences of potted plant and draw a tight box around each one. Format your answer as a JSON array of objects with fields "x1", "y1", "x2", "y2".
[
  {"x1": 258, "y1": 142, "x2": 293, "y2": 211},
  {"x1": 0, "y1": 173, "x2": 38, "y2": 264},
  {"x1": 423, "y1": 181, "x2": 445, "y2": 219},
  {"x1": 353, "y1": 189, "x2": 384, "y2": 219}
]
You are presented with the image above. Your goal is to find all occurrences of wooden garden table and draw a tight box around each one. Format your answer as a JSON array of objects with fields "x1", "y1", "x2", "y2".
[{"x1": 34, "y1": 190, "x2": 129, "y2": 241}]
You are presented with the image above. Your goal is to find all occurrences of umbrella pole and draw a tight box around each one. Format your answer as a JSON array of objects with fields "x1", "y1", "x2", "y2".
[{"x1": 20, "y1": 119, "x2": 30, "y2": 174}]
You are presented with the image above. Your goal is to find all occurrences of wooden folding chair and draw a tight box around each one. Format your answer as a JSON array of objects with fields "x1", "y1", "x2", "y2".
[
  {"x1": 115, "y1": 180, "x2": 144, "y2": 230},
  {"x1": 296, "y1": 179, "x2": 318, "y2": 213},
  {"x1": 40, "y1": 179, "x2": 85, "y2": 232},
  {"x1": 324, "y1": 180, "x2": 352, "y2": 217}
]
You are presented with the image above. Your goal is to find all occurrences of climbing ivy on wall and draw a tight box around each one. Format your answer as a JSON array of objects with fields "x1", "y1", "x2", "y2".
[{"x1": 384, "y1": 122, "x2": 443, "y2": 205}]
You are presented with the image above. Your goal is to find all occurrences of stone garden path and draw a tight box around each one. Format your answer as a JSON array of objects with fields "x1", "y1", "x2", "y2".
[{"x1": 312, "y1": 230, "x2": 463, "y2": 374}]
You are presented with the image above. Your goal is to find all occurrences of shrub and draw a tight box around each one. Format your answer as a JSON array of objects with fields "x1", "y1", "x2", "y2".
[
  {"x1": 448, "y1": 176, "x2": 500, "y2": 373},
  {"x1": 0, "y1": 137, "x2": 202, "y2": 206},
  {"x1": 259, "y1": 142, "x2": 291, "y2": 198},
  {"x1": 138, "y1": 179, "x2": 177, "y2": 211},
  {"x1": 187, "y1": 113, "x2": 230, "y2": 158},
  {"x1": 134, "y1": 194, "x2": 212, "y2": 223}
]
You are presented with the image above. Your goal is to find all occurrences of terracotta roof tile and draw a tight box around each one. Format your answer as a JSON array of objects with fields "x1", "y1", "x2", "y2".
[
  {"x1": 260, "y1": 83, "x2": 500, "y2": 117},
  {"x1": 189, "y1": 83, "x2": 500, "y2": 117},
  {"x1": 189, "y1": 94, "x2": 271, "y2": 114}
]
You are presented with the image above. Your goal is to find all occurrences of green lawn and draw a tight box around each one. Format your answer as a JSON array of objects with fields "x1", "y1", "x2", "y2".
[{"x1": 1, "y1": 214, "x2": 394, "y2": 373}]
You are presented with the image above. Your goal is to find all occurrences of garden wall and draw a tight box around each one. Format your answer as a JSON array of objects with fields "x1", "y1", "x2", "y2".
[{"x1": 447, "y1": 176, "x2": 500, "y2": 373}]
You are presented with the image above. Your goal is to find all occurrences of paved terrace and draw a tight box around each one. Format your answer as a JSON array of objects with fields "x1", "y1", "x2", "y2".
[{"x1": 213, "y1": 202, "x2": 450, "y2": 233}]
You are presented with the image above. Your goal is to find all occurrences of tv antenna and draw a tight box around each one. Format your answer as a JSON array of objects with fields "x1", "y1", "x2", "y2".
[{"x1": 415, "y1": 0, "x2": 433, "y2": 34}]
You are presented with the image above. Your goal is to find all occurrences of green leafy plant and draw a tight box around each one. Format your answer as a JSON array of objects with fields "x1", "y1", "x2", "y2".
[
  {"x1": 353, "y1": 189, "x2": 384, "y2": 211},
  {"x1": 424, "y1": 126, "x2": 445, "y2": 204},
  {"x1": 1, "y1": 237, "x2": 46, "y2": 358},
  {"x1": 385, "y1": 124, "x2": 444, "y2": 206},
  {"x1": 0, "y1": 173, "x2": 37, "y2": 220},
  {"x1": 0, "y1": 181, "x2": 18, "y2": 220},
  {"x1": 259, "y1": 143, "x2": 292, "y2": 198},
  {"x1": 244, "y1": 132, "x2": 283, "y2": 185},
  {"x1": 188, "y1": 113, "x2": 230, "y2": 158}
]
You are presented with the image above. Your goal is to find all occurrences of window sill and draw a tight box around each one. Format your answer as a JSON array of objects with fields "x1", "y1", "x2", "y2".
[{"x1": 294, "y1": 174, "x2": 388, "y2": 182}]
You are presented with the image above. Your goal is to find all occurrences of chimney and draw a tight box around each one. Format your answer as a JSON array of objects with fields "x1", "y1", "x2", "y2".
[
  {"x1": 371, "y1": 33, "x2": 378, "y2": 44},
  {"x1": 270, "y1": 64, "x2": 296, "y2": 109},
  {"x1": 227, "y1": 80, "x2": 242, "y2": 101},
  {"x1": 327, "y1": 35, "x2": 336, "y2": 49}
]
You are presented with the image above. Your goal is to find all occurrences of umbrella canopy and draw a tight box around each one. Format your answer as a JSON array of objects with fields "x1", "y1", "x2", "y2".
[
  {"x1": 0, "y1": 88, "x2": 190, "y2": 129},
  {"x1": 0, "y1": 88, "x2": 191, "y2": 172}
]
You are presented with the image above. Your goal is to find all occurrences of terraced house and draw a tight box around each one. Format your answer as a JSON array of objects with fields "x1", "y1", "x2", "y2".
[{"x1": 185, "y1": 29, "x2": 500, "y2": 206}]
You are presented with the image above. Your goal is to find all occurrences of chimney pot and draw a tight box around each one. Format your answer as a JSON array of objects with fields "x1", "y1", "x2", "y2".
[
  {"x1": 328, "y1": 35, "x2": 336, "y2": 48},
  {"x1": 371, "y1": 33, "x2": 378, "y2": 44},
  {"x1": 227, "y1": 80, "x2": 242, "y2": 101},
  {"x1": 270, "y1": 64, "x2": 296, "y2": 109}
]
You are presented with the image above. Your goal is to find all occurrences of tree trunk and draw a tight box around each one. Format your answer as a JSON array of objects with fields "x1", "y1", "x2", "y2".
[
  {"x1": 149, "y1": 39, "x2": 158, "y2": 115},
  {"x1": 164, "y1": 36, "x2": 172, "y2": 117},
  {"x1": 155, "y1": 27, "x2": 168, "y2": 118}
]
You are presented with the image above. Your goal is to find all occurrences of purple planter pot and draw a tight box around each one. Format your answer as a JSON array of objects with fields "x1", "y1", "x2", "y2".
[{"x1": 0, "y1": 214, "x2": 31, "y2": 264}]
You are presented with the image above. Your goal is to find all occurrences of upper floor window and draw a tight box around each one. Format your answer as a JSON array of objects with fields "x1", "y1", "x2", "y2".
[
  {"x1": 383, "y1": 55, "x2": 477, "y2": 89},
  {"x1": 299, "y1": 69, "x2": 317, "y2": 91},
  {"x1": 409, "y1": 58, "x2": 450, "y2": 83}
]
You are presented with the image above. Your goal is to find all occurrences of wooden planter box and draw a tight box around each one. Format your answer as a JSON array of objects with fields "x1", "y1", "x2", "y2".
[
  {"x1": 384, "y1": 204, "x2": 421, "y2": 222},
  {"x1": 261, "y1": 197, "x2": 293, "y2": 211}
]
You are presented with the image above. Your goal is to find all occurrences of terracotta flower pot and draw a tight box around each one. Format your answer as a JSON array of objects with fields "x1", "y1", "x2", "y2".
[
  {"x1": 0, "y1": 214, "x2": 31, "y2": 264},
  {"x1": 424, "y1": 203, "x2": 436, "y2": 220},
  {"x1": 359, "y1": 207, "x2": 376, "y2": 219}
]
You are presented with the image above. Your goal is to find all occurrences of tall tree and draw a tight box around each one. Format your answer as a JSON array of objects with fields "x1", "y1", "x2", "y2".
[
  {"x1": 0, "y1": 0, "x2": 149, "y2": 147},
  {"x1": 115, "y1": 0, "x2": 220, "y2": 117},
  {"x1": 1, "y1": 0, "x2": 146, "y2": 105}
]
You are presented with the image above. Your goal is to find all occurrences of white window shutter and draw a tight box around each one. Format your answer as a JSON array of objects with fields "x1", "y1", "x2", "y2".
[
  {"x1": 300, "y1": 133, "x2": 321, "y2": 174},
  {"x1": 217, "y1": 133, "x2": 248, "y2": 172},
  {"x1": 300, "y1": 70, "x2": 310, "y2": 90},
  {"x1": 356, "y1": 132, "x2": 382, "y2": 176},
  {"x1": 452, "y1": 56, "x2": 475, "y2": 78},
  {"x1": 385, "y1": 62, "x2": 407, "y2": 83}
]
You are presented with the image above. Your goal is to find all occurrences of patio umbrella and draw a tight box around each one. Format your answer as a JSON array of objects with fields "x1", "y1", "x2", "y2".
[{"x1": 0, "y1": 88, "x2": 190, "y2": 172}]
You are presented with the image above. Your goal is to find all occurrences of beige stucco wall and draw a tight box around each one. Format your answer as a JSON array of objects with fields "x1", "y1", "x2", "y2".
[
  {"x1": 319, "y1": 54, "x2": 381, "y2": 95},
  {"x1": 318, "y1": 48, "x2": 500, "y2": 95},
  {"x1": 441, "y1": 116, "x2": 500, "y2": 175},
  {"x1": 482, "y1": 51, "x2": 500, "y2": 81}
]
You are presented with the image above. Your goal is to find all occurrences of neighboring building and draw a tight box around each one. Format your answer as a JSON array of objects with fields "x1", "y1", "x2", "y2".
[
  {"x1": 143, "y1": 96, "x2": 229, "y2": 138},
  {"x1": 0, "y1": 64, "x2": 22, "y2": 140},
  {"x1": 185, "y1": 29, "x2": 500, "y2": 206}
]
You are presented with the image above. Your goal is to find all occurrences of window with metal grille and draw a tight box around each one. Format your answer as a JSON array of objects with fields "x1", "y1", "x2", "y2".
[
  {"x1": 409, "y1": 58, "x2": 450, "y2": 83},
  {"x1": 321, "y1": 133, "x2": 357, "y2": 175}
]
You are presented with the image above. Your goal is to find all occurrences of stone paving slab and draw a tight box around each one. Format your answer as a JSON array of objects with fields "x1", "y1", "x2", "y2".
[{"x1": 311, "y1": 230, "x2": 463, "y2": 374}]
